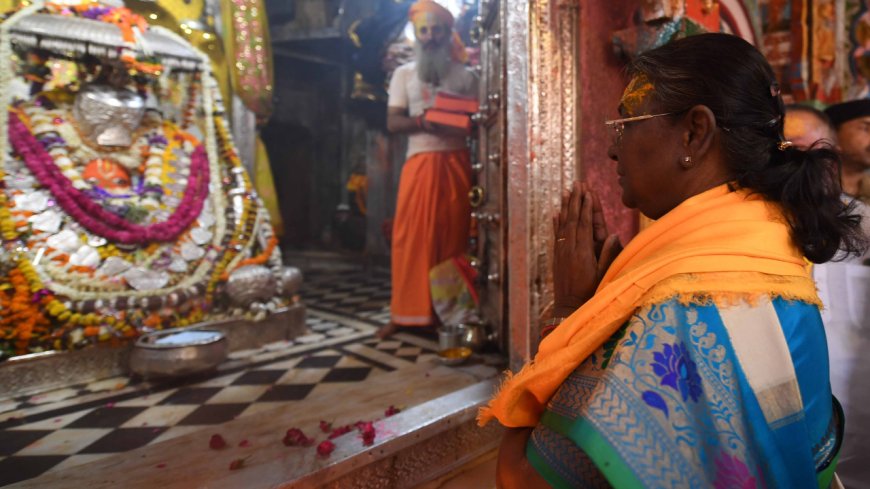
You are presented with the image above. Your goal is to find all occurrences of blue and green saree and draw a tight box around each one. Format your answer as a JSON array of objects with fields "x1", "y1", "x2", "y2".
[{"x1": 527, "y1": 297, "x2": 841, "y2": 489}]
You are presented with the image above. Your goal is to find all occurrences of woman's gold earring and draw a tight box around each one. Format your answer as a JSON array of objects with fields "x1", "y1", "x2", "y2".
[{"x1": 680, "y1": 155, "x2": 693, "y2": 168}]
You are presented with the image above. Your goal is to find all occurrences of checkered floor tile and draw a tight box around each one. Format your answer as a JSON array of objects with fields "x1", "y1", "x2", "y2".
[
  {"x1": 299, "y1": 268, "x2": 391, "y2": 322},
  {"x1": 0, "y1": 263, "x2": 432, "y2": 487}
]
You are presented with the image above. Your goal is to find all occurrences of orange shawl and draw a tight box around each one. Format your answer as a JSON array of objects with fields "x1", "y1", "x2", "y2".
[{"x1": 478, "y1": 184, "x2": 820, "y2": 428}]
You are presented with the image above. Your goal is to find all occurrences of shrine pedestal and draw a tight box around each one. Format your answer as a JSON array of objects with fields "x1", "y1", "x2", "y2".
[{"x1": 0, "y1": 304, "x2": 306, "y2": 399}]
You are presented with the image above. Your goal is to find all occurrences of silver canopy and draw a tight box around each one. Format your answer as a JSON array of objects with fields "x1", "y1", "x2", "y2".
[{"x1": 9, "y1": 13, "x2": 202, "y2": 70}]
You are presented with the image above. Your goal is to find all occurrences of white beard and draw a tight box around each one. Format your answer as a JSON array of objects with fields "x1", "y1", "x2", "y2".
[{"x1": 415, "y1": 42, "x2": 452, "y2": 85}]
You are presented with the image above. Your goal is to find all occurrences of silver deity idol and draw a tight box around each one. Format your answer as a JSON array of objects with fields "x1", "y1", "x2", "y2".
[{"x1": 72, "y1": 84, "x2": 146, "y2": 147}]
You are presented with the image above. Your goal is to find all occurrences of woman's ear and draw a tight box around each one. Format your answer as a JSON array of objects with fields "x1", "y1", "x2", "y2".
[{"x1": 683, "y1": 105, "x2": 717, "y2": 161}]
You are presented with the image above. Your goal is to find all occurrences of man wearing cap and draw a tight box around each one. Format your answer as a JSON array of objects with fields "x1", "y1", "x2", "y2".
[
  {"x1": 820, "y1": 99, "x2": 870, "y2": 488},
  {"x1": 380, "y1": 0, "x2": 478, "y2": 338},
  {"x1": 825, "y1": 99, "x2": 870, "y2": 203}
]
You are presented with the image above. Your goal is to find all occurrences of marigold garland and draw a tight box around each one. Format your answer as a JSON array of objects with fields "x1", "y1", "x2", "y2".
[
  {"x1": 221, "y1": 235, "x2": 278, "y2": 280},
  {"x1": 0, "y1": 268, "x2": 50, "y2": 355}
]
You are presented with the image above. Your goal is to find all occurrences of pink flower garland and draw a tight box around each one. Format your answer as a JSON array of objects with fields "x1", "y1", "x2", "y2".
[{"x1": 9, "y1": 112, "x2": 210, "y2": 245}]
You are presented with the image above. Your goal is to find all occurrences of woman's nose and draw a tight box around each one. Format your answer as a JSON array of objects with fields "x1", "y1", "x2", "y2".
[{"x1": 607, "y1": 144, "x2": 618, "y2": 161}]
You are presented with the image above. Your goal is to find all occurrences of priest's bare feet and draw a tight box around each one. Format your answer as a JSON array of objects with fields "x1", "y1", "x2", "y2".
[{"x1": 376, "y1": 322, "x2": 401, "y2": 339}]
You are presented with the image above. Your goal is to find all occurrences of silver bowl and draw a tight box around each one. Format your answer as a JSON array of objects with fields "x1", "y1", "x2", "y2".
[
  {"x1": 437, "y1": 325, "x2": 471, "y2": 365},
  {"x1": 458, "y1": 322, "x2": 494, "y2": 352},
  {"x1": 129, "y1": 329, "x2": 228, "y2": 378}
]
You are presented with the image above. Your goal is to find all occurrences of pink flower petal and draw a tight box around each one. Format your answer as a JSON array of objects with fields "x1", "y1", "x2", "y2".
[
  {"x1": 316, "y1": 440, "x2": 336, "y2": 457},
  {"x1": 209, "y1": 434, "x2": 227, "y2": 450}
]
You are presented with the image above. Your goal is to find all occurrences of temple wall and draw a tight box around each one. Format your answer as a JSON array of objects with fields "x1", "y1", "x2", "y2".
[{"x1": 577, "y1": 0, "x2": 639, "y2": 244}]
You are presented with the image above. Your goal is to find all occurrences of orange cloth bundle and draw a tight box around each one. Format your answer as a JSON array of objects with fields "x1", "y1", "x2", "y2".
[
  {"x1": 478, "y1": 184, "x2": 821, "y2": 428},
  {"x1": 435, "y1": 92, "x2": 479, "y2": 114},
  {"x1": 424, "y1": 109, "x2": 472, "y2": 132}
]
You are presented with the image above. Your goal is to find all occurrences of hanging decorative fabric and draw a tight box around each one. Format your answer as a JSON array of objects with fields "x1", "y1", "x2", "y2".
[{"x1": 220, "y1": 0, "x2": 274, "y2": 120}]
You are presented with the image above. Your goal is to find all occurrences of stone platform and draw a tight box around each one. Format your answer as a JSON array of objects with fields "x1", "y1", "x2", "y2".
[{"x1": 0, "y1": 304, "x2": 306, "y2": 400}]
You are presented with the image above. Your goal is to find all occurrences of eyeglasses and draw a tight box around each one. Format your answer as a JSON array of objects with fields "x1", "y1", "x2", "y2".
[{"x1": 604, "y1": 112, "x2": 675, "y2": 146}]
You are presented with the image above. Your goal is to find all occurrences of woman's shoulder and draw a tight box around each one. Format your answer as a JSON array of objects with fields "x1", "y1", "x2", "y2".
[{"x1": 632, "y1": 294, "x2": 821, "y2": 325}]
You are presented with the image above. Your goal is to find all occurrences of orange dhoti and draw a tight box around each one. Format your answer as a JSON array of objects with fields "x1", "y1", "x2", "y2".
[{"x1": 391, "y1": 149, "x2": 471, "y2": 326}]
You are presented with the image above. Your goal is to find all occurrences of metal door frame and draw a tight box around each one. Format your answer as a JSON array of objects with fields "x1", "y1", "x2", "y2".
[{"x1": 504, "y1": 0, "x2": 581, "y2": 369}]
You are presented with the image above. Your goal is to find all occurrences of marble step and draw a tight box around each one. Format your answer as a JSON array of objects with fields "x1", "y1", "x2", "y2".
[{"x1": 10, "y1": 360, "x2": 501, "y2": 489}]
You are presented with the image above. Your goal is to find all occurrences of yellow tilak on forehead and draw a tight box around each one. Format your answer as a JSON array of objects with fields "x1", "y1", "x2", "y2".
[
  {"x1": 413, "y1": 12, "x2": 445, "y2": 30},
  {"x1": 621, "y1": 74, "x2": 656, "y2": 117}
]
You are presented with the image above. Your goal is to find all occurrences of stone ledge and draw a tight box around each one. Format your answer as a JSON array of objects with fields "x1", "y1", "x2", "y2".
[
  {"x1": 0, "y1": 303, "x2": 306, "y2": 400},
  {"x1": 290, "y1": 380, "x2": 503, "y2": 489}
]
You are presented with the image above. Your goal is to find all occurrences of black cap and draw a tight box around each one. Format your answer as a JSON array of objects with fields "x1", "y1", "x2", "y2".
[{"x1": 825, "y1": 99, "x2": 870, "y2": 126}]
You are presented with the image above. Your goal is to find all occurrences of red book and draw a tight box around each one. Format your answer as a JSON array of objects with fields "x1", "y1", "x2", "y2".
[
  {"x1": 425, "y1": 109, "x2": 472, "y2": 132},
  {"x1": 434, "y1": 92, "x2": 479, "y2": 114}
]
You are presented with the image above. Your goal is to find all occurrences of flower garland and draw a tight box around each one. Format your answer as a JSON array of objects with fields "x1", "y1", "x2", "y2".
[
  {"x1": 56, "y1": 2, "x2": 162, "y2": 75},
  {"x1": 142, "y1": 132, "x2": 169, "y2": 189},
  {"x1": 182, "y1": 72, "x2": 201, "y2": 130},
  {"x1": 0, "y1": 9, "x2": 202, "y2": 354},
  {"x1": 0, "y1": 249, "x2": 134, "y2": 353},
  {"x1": 31, "y1": 105, "x2": 161, "y2": 173},
  {"x1": 0, "y1": 17, "x2": 281, "y2": 354},
  {"x1": 220, "y1": 203, "x2": 264, "y2": 281},
  {"x1": 10, "y1": 111, "x2": 210, "y2": 244},
  {"x1": 195, "y1": 64, "x2": 229, "y2": 244},
  {"x1": 221, "y1": 234, "x2": 278, "y2": 280},
  {"x1": 23, "y1": 107, "x2": 88, "y2": 190},
  {"x1": 0, "y1": 187, "x2": 16, "y2": 242},
  {"x1": 19, "y1": 104, "x2": 171, "y2": 204},
  {"x1": 21, "y1": 81, "x2": 240, "y2": 306},
  {"x1": 32, "y1": 74, "x2": 232, "y2": 304},
  {"x1": 6, "y1": 104, "x2": 222, "y2": 302},
  {"x1": 0, "y1": 268, "x2": 51, "y2": 355},
  {"x1": 205, "y1": 114, "x2": 256, "y2": 300}
]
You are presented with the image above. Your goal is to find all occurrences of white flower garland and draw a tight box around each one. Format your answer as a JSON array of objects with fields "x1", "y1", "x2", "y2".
[{"x1": 41, "y1": 259, "x2": 126, "y2": 292}]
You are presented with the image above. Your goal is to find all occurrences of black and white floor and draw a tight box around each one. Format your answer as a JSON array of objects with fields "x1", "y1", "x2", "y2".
[{"x1": 0, "y1": 261, "x2": 459, "y2": 487}]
